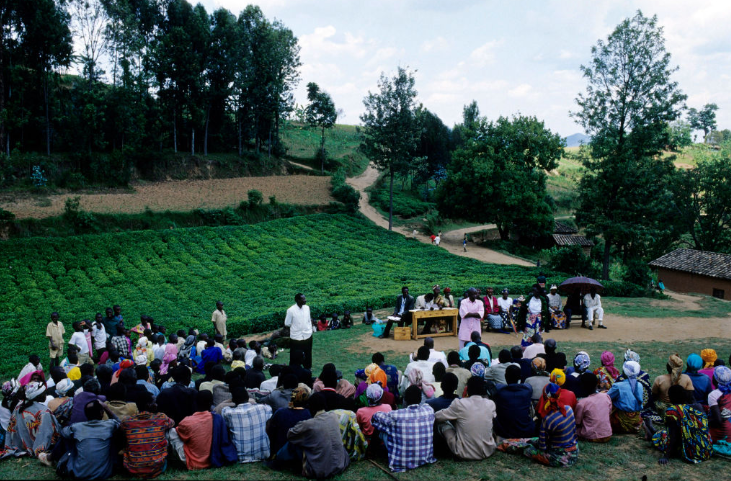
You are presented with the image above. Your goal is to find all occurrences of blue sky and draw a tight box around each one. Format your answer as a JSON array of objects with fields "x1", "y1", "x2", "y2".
[{"x1": 199, "y1": 1, "x2": 729, "y2": 137}]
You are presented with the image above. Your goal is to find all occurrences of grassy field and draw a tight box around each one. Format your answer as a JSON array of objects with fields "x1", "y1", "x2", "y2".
[
  {"x1": 0, "y1": 213, "x2": 553, "y2": 374},
  {"x1": 280, "y1": 122, "x2": 370, "y2": 176},
  {"x1": 1, "y1": 327, "x2": 729, "y2": 480}
]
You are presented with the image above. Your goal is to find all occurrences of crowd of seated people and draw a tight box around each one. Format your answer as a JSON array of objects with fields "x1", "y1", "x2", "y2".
[{"x1": 2, "y1": 305, "x2": 728, "y2": 478}]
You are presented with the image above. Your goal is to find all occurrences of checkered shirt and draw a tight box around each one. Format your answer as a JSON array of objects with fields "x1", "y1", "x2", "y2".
[
  {"x1": 221, "y1": 403, "x2": 273, "y2": 463},
  {"x1": 371, "y1": 404, "x2": 436, "y2": 472}
]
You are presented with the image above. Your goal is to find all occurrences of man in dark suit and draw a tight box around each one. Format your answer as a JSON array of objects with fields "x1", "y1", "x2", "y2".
[{"x1": 380, "y1": 286, "x2": 415, "y2": 339}]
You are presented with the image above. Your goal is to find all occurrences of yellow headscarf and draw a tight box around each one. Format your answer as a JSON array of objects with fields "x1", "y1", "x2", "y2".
[
  {"x1": 701, "y1": 349, "x2": 717, "y2": 369},
  {"x1": 550, "y1": 368, "x2": 566, "y2": 386}
]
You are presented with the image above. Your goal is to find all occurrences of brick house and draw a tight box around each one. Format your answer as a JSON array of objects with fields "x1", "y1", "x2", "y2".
[{"x1": 649, "y1": 248, "x2": 731, "y2": 299}]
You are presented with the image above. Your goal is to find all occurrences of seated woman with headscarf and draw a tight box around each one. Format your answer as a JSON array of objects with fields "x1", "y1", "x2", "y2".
[
  {"x1": 517, "y1": 288, "x2": 549, "y2": 347},
  {"x1": 708, "y1": 366, "x2": 731, "y2": 444},
  {"x1": 1, "y1": 381, "x2": 61, "y2": 465},
  {"x1": 643, "y1": 385, "x2": 712, "y2": 465},
  {"x1": 356, "y1": 384, "x2": 392, "y2": 444},
  {"x1": 607, "y1": 361, "x2": 644, "y2": 433},
  {"x1": 523, "y1": 382, "x2": 579, "y2": 467},
  {"x1": 593, "y1": 351, "x2": 620, "y2": 392},
  {"x1": 525, "y1": 358, "x2": 551, "y2": 405},
  {"x1": 652, "y1": 354, "x2": 694, "y2": 420},
  {"x1": 699, "y1": 349, "x2": 718, "y2": 387},
  {"x1": 133, "y1": 337, "x2": 154, "y2": 367},
  {"x1": 684, "y1": 353, "x2": 713, "y2": 405},
  {"x1": 536, "y1": 370, "x2": 577, "y2": 420},
  {"x1": 564, "y1": 352, "x2": 591, "y2": 398}
]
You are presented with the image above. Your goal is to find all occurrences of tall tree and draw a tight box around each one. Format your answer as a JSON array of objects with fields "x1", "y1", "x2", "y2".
[
  {"x1": 572, "y1": 11, "x2": 686, "y2": 279},
  {"x1": 413, "y1": 106, "x2": 451, "y2": 191},
  {"x1": 688, "y1": 103, "x2": 718, "y2": 142},
  {"x1": 360, "y1": 67, "x2": 421, "y2": 230},
  {"x1": 436, "y1": 114, "x2": 562, "y2": 241},
  {"x1": 304, "y1": 81, "x2": 337, "y2": 172},
  {"x1": 68, "y1": 0, "x2": 108, "y2": 84}
]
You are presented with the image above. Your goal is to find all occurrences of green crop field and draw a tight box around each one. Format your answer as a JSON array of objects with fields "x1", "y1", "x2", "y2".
[{"x1": 0, "y1": 213, "x2": 550, "y2": 374}]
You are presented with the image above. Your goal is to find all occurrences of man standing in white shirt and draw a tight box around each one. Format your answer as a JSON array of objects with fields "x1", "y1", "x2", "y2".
[
  {"x1": 583, "y1": 287, "x2": 605, "y2": 330},
  {"x1": 69, "y1": 321, "x2": 91, "y2": 364},
  {"x1": 285, "y1": 293, "x2": 313, "y2": 369},
  {"x1": 91, "y1": 313, "x2": 107, "y2": 362},
  {"x1": 212, "y1": 301, "x2": 228, "y2": 339}
]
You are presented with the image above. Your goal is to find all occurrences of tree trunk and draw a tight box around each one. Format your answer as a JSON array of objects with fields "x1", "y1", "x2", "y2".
[
  {"x1": 388, "y1": 167, "x2": 394, "y2": 231},
  {"x1": 237, "y1": 109, "x2": 242, "y2": 156},
  {"x1": 191, "y1": 127, "x2": 195, "y2": 156},
  {"x1": 602, "y1": 234, "x2": 612, "y2": 280},
  {"x1": 0, "y1": 42, "x2": 4, "y2": 156},
  {"x1": 173, "y1": 105, "x2": 177, "y2": 153},
  {"x1": 204, "y1": 106, "x2": 210, "y2": 157},
  {"x1": 268, "y1": 130, "x2": 271, "y2": 159}
]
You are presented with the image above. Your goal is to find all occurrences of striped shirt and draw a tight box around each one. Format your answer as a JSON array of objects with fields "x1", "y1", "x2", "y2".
[
  {"x1": 540, "y1": 406, "x2": 577, "y2": 451},
  {"x1": 222, "y1": 403, "x2": 273, "y2": 463},
  {"x1": 120, "y1": 412, "x2": 175, "y2": 478},
  {"x1": 372, "y1": 404, "x2": 436, "y2": 472}
]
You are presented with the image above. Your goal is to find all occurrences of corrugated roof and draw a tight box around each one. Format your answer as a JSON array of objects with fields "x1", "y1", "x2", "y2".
[
  {"x1": 648, "y1": 248, "x2": 731, "y2": 281},
  {"x1": 552, "y1": 234, "x2": 594, "y2": 247},
  {"x1": 554, "y1": 221, "x2": 578, "y2": 234}
]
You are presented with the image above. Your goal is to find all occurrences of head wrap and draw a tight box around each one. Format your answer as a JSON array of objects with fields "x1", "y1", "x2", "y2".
[
  {"x1": 354, "y1": 369, "x2": 367, "y2": 381},
  {"x1": 531, "y1": 357, "x2": 548, "y2": 376},
  {"x1": 24, "y1": 381, "x2": 46, "y2": 401},
  {"x1": 288, "y1": 386, "x2": 310, "y2": 408},
  {"x1": 686, "y1": 353, "x2": 703, "y2": 372},
  {"x1": 542, "y1": 382, "x2": 567, "y2": 416},
  {"x1": 600, "y1": 351, "x2": 620, "y2": 379},
  {"x1": 537, "y1": 275, "x2": 547, "y2": 284},
  {"x1": 470, "y1": 362, "x2": 486, "y2": 378},
  {"x1": 550, "y1": 284, "x2": 558, "y2": 290},
  {"x1": 366, "y1": 383, "x2": 384, "y2": 405},
  {"x1": 667, "y1": 354, "x2": 684, "y2": 385},
  {"x1": 67, "y1": 367, "x2": 82, "y2": 381},
  {"x1": 516, "y1": 296, "x2": 525, "y2": 302},
  {"x1": 432, "y1": 284, "x2": 440, "y2": 290},
  {"x1": 160, "y1": 352, "x2": 177, "y2": 376},
  {"x1": 135, "y1": 354, "x2": 148, "y2": 366},
  {"x1": 366, "y1": 364, "x2": 387, "y2": 387},
  {"x1": 3, "y1": 379, "x2": 19, "y2": 397},
  {"x1": 407, "y1": 368, "x2": 435, "y2": 398},
  {"x1": 624, "y1": 349, "x2": 641, "y2": 363},
  {"x1": 623, "y1": 361, "x2": 641, "y2": 394},
  {"x1": 55, "y1": 378, "x2": 74, "y2": 397},
  {"x1": 545, "y1": 339, "x2": 557, "y2": 350},
  {"x1": 701, "y1": 349, "x2": 718, "y2": 369},
  {"x1": 502, "y1": 288, "x2": 509, "y2": 294},
  {"x1": 137, "y1": 337, "x2": 148, "y2": 348},
  {"x1": 443, "y1": 287, "x2": 451, "y2": 294},
  {"x1": 573, "y1": 352, "x2": 590, "y2": 373},
  {"x1": 714, "y1": 366, "x2": 731, "y2": 395},
  {"x1": 550, "y1": 369, "x2": 566, "y2": 386}
]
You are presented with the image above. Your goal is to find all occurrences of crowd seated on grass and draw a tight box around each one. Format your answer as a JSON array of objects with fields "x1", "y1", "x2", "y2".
[{"x1": 2, "y1": 308, "x2": 731, "y2": 478}]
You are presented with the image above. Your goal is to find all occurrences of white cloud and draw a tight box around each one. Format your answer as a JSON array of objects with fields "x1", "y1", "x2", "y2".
[
  {"x1": 559, "y1": 49, "x2": 574, "y2": 59},
  {"x1": 421, "y1": 36, "x2": 450, "y2": 53},
  {"x1": 508, "y1": 83, "x2": 533, "y2": 98},
  {"x1": 469, "y1": 40, "x2": 502, "y2": 67},
  {"x1": 299, "y1": 26, "x2": 367, "y2": 60}
]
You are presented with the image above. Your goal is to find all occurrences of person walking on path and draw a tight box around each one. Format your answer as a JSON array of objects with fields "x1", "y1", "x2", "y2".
[
  {"x1": 212, "y1": 301, "x2": 227, "y2": 339},
  {"x1": 285, "y1": 293, "x2": 313, "y2": 370}
]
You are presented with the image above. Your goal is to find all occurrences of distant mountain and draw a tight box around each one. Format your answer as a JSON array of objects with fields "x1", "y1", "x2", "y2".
[{"x1": 565, "y1": 133, "x2": 591, "y2": 148}]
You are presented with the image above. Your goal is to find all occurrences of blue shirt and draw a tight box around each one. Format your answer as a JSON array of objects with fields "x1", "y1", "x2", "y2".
[
  {"x1": 493, "y1": 383, "x2": 535, "y2": 438},
  {"x1": 61, "y1": 420, "x2": 119, "y2": 480},
  {"x1": 685, "y1": 371, "x2": 713, "y2": 404},
  {"x1": 458, "y1": 342, "x2": 490, "y2": 363},
  {"x1": 425, "y1": 394, "x2": 457, "y2": 413},
  {"x1": 607, "y1": 379, "x2": 643, "y2": 412},
  {"x1": 198, "y1": 346, "x2": 223, "y2": 374},
  {"x1": 222, "y1": 403, "x2": 273, "y2": 463}
]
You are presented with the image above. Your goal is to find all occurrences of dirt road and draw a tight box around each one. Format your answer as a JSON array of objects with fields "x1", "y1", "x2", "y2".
[
  {"x1": 0, "y1": 176, "x2": 333, "y2": 219},
  {"x1": 346, "y1": 164, "x2": 533, "y2": 266}
]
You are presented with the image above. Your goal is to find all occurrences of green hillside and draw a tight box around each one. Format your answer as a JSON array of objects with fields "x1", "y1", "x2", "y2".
[
  {"x1": 0, "y1": 214, "x2": 548, "y2": 373},
  {"x1": 280, "y1": 122, "x2": 369, "y2": 176}
]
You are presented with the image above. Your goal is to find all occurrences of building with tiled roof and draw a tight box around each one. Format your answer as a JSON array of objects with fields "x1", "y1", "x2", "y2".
[{"x1": 649, "y1": 248, "x2": 731, "y2": 299}]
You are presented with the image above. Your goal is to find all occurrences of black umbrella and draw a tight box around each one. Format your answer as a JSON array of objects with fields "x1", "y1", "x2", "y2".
[{"x1": 558, "y1": 276, "x2": 604, "y2": 293}]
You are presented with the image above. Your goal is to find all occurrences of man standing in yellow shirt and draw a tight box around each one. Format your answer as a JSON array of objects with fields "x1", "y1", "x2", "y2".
[
  {"x1": 212, "y1": 301, "x2": 227, "y2": 339},
  {"x1": 46, "y1": 312, "x2": 65, "y2": 369}
]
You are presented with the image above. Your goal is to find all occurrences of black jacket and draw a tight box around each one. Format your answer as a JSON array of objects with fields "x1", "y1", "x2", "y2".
[{"x1": 392, "y1": 294, "x2": 415, "y2": 316}]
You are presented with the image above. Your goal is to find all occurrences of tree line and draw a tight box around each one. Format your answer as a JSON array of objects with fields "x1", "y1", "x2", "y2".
[{"x1": 0, "y1": 0, "x2": 300, "y2": 183}]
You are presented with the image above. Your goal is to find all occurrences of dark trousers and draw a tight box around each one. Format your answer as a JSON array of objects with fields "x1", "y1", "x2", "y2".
[
  {"x1": 564, "y1": 306, "x2": 586, "y2": 325},
  {"x1": 290, "y1": 336, "x2": 313, "y2": 370},
  {"x1": 381, "y1": 313, "x2": 412, "y2": 338}
]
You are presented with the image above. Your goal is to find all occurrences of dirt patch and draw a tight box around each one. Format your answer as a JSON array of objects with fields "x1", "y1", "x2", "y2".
[
  {"x1": 648, "y1": 291, "x2": 702, "y2": 311},
  {"x1": 0, "y1": 176, "x2": 333, "y2": 219},
  {"x1": 346, "y1": 165, "x2": 533, "y2": 266}
]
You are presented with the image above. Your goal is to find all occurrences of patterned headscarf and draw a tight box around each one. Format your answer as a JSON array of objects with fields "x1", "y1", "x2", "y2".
[
  {"x1": 24, "y1": 381, "x2": 46, "y2": 401},
  {"x1": 667, "y1": 354, "x2": 684, "y2": 385},
  {"x1": 288, "y1": 386, "x2": 310, "y2": 408},
  {"x1": 178, "y1": 335, "x2": 195, "y2": 359},
  {"x1": 354, "y1": 369, "x2": 367, "y2": 382},
  {"x1": 366, "y1": 383, "x2": 384, "y2": 405},
  {"x1": 135, "y1": 354, "x2": 148, "y2": 366},
  {"x1": 686, "y1": 354, "x2": 703, "y2": 372},
  {"x1": 573, "y1": 352, "x2": 591, "y2": 373},
  {"x1": 701, "y1": 349, "x2": 718, "y2": 369},
  {"x1": 2, "y1": 380, "x2": 15, "y2": 397},
  {"x1": 470, "y1": 362, "x2": 486, "y2": 378},
  {"x1": 137, "y1": 337, "x2": 148, "y2": 349},
  {"x1": 714, "y1": 366, "x2": 731, "y2": 395},
  {"x1": 600, "y1": 351, "x2": 620, "y2": 379},
  {"x1": 531, "y1": 357, "x2": 548, "y2": 376},
  {"x1": 55, "y1": 378, "x2": 74, "y2": 397},
  {"x1": 543, "y1": 382, "x2": 567, "y2": 416},
  {"x1": 368, "y1": 365, "x2": 387, "y2": 387},
  {"x1": 160, "y1": 352, "x2": 177, "y2": 376},
  {"x1": 408, "y1": 368, "x2": 435, "y2": 398},
  {"x1": 550, "y1": 369, "x2": 566, "y2": 386},
  {"x1": 624, "y1": 349, "x2": 641, "y2": 364},
  {"x1": 623, "y1": 361, "x2": 641, "y2": 394}
]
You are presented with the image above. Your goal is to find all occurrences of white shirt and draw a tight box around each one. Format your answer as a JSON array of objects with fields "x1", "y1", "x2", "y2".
[
  {"x1": 69, "y1": 331, "x2": 89, "y2": 355},
  {"x1": 523, "y1": 343, "x2": 546, "y2": 359},
  {"x1": 91, "y1": 324, "x2": 107, "y2": 349},
  {"x1": 414, "y1": 295, "x2": 436, "y2": 310},
  {"x1": 497, "y1": 297, "x2": 513, "y2": 313},
  {"x1": 547, "y1": 293, "x2": 562, "y2": 310},
  {"x1": 583, "y1": 293, "x2": 602, "y2": 309},
  {"x1": 153, "y1": 344, "x2": 165, "y2": 361},
  {"x1": 410, "y1": 349, "x2": 448, "y2": 368},
  {"x1": 528, "y1": 297, "x2": 543, "y2": 315},
  {"x1": 284, "y1": 304, "x2": 312, "y2": 341},
  {"x1": 400, "y1": 360, "x2": 436, "y2": 392},
  {"x1": 260, "y1": 377, "x2": 278, "y2": 392},
  {"x1": 245, "y1": 349, "x2": 257, "y2": 368}
]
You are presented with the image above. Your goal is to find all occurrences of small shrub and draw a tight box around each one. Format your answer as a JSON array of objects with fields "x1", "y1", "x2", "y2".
[
  {"x1": 0, "y1": 207, "x2": 15, "y2": 223},
  {"x1": 63, "y1": 196, "x2": 96, "y2": 230},
  {"x1": 247, "y1": 189, "x2": 263, "y2": 206},
  {"x1": 31, "y1": 165, "x2": 47, "y2": 187}
]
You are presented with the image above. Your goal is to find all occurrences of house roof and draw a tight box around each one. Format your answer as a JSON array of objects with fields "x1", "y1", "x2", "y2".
[
  {"x1": 648, "y1": 248, "x2": 731, "y2": 281},
  {"x1": 552, "y1": 234, "x2": 594, "y2": 247},
  {"x1": 554, "y1": 221, "x2": 578, "y2": 234}
]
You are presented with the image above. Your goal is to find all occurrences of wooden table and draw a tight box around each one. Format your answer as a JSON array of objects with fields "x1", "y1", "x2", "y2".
[{"x1": 410, "y1": 308, "x2": 458, "y2": 340}]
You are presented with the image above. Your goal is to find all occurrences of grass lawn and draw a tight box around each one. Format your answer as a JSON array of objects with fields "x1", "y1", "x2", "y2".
[
  {"x1": 603, "y1": 295, "x2": 731, "y2": 318},
  {"x1": 1, "y1": 326, "x2": 729, "y2": 480}
]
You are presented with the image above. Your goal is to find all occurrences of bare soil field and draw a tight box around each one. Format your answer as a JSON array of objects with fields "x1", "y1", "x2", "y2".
[{"x1": 0, "y1": 175, "x2": 333, "y2": 219}]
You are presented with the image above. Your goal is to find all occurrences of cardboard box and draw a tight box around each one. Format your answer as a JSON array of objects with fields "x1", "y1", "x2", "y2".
[{"x1": 394, "y1": 327, "x2": 411, "y2": 341}]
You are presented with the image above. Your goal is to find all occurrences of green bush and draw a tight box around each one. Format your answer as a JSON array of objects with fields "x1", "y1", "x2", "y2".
[
  {"x1": 63, "y1": 196, "x2": 96, "y2": 231},
  {"x1": 0, "y1": 208, "x2": 15, "y2": 223},
  {"x1": 331, "y1": 169, "x2": 360, "y2": 213},
  {"x1": 370, "y1": 182, "x2": 435, "y2": 218},
  {"x1": 541, "y1": 245, "x2": 599, "y2": 277}
]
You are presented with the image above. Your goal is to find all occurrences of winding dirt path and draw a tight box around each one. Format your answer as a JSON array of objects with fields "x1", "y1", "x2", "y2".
[{"x1": 346, "y1": 164, "x2": 533, "y2": 266}]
